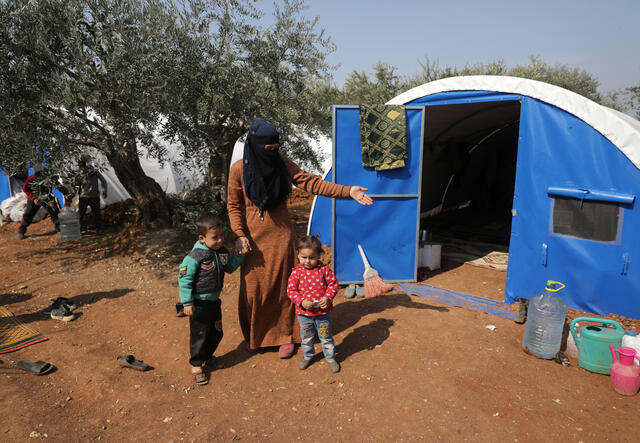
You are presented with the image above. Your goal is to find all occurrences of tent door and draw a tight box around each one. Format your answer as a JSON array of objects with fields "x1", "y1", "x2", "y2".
[{"x1": 331, "y1": 105, "x2": 425, "y2": 283}]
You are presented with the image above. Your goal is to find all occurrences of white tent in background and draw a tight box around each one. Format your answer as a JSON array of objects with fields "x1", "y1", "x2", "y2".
[
  {"x1": 230, "y1": 133, "x2": 332, "y2": 175},
  {"x1": 88, "y1": 139, "x2": 204, "y2": 207}
]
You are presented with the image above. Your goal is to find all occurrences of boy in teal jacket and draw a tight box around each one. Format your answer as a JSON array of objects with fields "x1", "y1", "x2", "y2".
[{"x1": 178, "y1": 213, "x2": 242, "y2": 385}]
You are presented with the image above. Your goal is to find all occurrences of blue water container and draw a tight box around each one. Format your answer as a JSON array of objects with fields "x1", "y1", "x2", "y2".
[{"x1": 522, "y1": 281, "x2": 568, "y2": 359}]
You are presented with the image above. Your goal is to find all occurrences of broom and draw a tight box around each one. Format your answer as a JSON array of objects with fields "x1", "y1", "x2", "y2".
[{"x1": 357, "y1": 244, "x2": 393, "y2": 297}]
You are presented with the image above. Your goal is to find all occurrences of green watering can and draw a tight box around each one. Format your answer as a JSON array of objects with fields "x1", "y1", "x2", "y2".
[{"x1": 570, "y1": 317, "x2": 624, "y2": 374}]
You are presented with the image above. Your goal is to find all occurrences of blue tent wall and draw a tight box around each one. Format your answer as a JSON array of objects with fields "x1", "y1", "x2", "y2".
[
  {"x1": 331, "y1": 106, "x2": 424, "y2": 283},
  {"x1": 0, "y1": 171, "x2": 10, "y2": 201},
  {"x1": 310, "y1": 90, "x2": 640, "y2": 317}
]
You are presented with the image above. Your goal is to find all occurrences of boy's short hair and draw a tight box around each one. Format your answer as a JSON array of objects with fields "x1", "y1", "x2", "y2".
[
  {"x1": 196, "y1": 213, "x2": 224, "y2": 236},
  {"x1": 296, "y1": 235, "x2": 323, "y2": 255}
]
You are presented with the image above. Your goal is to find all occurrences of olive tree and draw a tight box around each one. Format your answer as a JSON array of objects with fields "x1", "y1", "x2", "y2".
[
  {"x1": 162, "y1": 0, "x2": 335, "y2": 198},
  {"x1": 0, "y1": 0, "x2": 188, "y2": 223}
]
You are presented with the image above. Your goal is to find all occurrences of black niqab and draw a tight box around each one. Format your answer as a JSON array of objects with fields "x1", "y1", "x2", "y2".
[{"x1": 242, "y1": 119, "x2": 291, "y2": 212}]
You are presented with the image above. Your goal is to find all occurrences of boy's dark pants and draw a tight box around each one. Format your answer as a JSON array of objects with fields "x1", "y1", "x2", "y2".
[
  {"x1": 19, "y1": 198, "x2": 60, "y2": 235},
  {"x1": 189, "y1": 299, "x2": 223, "y2": 367},
  {"x1": 78, "y1": 197, "x2": 101, "y2": 228}
]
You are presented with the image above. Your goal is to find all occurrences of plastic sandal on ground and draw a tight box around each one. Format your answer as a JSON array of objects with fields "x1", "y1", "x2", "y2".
[
  {"x1": 17, "y1": 360, "x2": 55, "y2": 376},
  {"x1": 117, "y1": 355, "x2": 153, "y2": 371}
]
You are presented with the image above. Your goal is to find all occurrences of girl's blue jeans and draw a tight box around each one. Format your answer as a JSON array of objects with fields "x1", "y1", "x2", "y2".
[{"x1": 297, "y1": 314, "x2": 335, "y2": 361}]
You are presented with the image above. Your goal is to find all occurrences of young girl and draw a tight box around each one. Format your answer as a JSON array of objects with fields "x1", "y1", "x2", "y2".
[{"x1": 287, "y1": 235, "x2": 340, "y2": 373}]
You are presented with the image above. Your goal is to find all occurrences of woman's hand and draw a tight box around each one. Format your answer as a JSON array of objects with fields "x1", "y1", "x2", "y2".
[
  {"x1": 350, "y1": 186, "x2": 373, "y2": 206},
  {"x1": 235, "y1": 236, "x2": 252, "y2": 255}
]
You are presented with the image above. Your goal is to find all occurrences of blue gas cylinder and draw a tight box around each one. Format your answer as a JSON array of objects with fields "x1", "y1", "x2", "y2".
[{"x1": 522, "y1": 281, "x2": 568, "y2": 359}]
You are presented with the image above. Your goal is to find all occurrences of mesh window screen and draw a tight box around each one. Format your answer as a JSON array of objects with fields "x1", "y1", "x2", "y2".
[{"x1": 552, "y1": 197, "x2": 620, "y2": 242}]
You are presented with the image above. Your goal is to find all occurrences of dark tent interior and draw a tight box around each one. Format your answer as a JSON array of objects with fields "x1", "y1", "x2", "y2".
[{"x1": 420, "y1": 100, "x2": 521, "y2": 247}]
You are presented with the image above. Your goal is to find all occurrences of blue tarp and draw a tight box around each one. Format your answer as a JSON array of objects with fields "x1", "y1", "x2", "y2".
[
  {"x1": 0, "y1": 171, "x2": 10, "y2": 202},
  {"x1": 309, "y1": 88, "x2": 640, "y2": 318}
]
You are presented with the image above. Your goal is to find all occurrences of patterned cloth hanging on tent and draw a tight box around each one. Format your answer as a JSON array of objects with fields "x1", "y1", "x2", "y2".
[{"x1": 359, "y1": 104, "x2": 408, "y2": 170}]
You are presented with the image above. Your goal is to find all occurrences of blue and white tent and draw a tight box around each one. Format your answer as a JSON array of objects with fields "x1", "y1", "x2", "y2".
[{"x1": 308, "y1": 75, "x2": 640, "y2": 318}]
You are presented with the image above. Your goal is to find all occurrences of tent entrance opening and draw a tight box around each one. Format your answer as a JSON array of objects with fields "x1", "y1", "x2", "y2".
[{"x1": 419, "y1": 100, "x2": 521, "y2": 274}]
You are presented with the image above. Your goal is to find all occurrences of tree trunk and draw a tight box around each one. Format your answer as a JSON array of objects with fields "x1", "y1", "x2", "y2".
[
  {"x1": 106, "y1": 148, "x2": 171, "y2": 224},
  {"x1": 206, "y1": 134, "x2": 242, "y2": 203}
]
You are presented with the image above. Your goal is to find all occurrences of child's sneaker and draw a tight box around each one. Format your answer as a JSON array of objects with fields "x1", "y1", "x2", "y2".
[
  {"x1": 327, "y1": 360, "x2": 340, "y2": 373},
  {"x1": 298, "y1": 358, "x2": 312, "y2": 370}
]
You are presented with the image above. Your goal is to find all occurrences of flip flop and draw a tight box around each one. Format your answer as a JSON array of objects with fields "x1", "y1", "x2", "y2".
[
  {"x1": 17, "y1": 360, "x2": 55, "y2": 376},
  {"x1": 117, "y1": 355, "x2": 153, "y2": 371}
]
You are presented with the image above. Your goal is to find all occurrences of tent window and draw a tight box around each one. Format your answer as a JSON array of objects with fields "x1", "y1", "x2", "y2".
[{"x1": 551, "y1": 197, "x2": 620, "y2": 242}]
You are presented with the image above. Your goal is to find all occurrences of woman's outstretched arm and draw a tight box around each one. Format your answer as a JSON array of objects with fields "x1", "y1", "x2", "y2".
[{"x1": 282, "y1": 156, "x2": 372, "y2": 205}]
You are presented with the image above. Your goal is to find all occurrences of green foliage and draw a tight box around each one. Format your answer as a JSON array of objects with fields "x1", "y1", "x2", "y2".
[
  {"x1": 163, "y1": 0, "x2": 336, "y2": 177},
  {"x1": 0, "y1": 0, "x2": 181, "y2": 220},
  {"x1": 167, "y1": 183, "x2": 227, "y2": 235},
  {"x1": 315, "y1": 55, "x2": 622, "y2": 110},
  {"x1": 624, "y1": 85, "x2": 640, "y2": 119},
  {"x1": 509, "y1": 56, "x2": 604, "y2": 104}
]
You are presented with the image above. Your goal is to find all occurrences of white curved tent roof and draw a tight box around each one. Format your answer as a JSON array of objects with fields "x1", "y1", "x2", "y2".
[{"x1": 387, "y1": 75, "x2": 640, "y2": 170}]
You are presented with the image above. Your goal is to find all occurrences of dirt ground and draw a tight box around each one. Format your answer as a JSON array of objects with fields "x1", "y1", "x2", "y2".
[{"x1": 1, "y1": 191, "x2": 639, "y2": 442}]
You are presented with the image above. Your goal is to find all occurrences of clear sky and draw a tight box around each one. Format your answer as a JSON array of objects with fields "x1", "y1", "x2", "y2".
[{"x1": 273, "y1": 0, "x2": 640, "y2": 92}]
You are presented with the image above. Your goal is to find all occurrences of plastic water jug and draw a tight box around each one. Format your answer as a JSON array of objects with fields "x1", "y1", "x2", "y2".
[
  {"x1": 570, "y1": 317, "x2": 623, "y2": 374},
  {"x1": 609, "y1": 345, "x2": 640, "y2": 396},
  {"x1": 522, "y1": 281, "x2": 567, "y2": 359},
  {"x1": 622, "y1": 331, "x2": 640, "y2": 356},
  {"x1": 58, "y1": 210, "x2": 82, "y2": 241}
]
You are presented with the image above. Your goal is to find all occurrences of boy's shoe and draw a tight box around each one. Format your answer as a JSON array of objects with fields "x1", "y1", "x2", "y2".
[
  {"x1": 192, "y1": 367, "x2": 208, "y2": 385},
  {"x1": 50, "y1": 305, "x2": 75, "y2": 322},
  {"x1": 355, "y1": 285, "x2": 365, "y2": 298},
  {"x1": 16, "y1": 233, "x2": 25, "y2": 240},
  {"x1": 298, "y1": 358, "x2": 312, "y2": 370},
  {"x1": 327, "y1": 360, "x2": 341, "y2": 373}
]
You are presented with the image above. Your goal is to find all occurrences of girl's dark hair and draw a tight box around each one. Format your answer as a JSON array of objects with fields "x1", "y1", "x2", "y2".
[
  {"x1": 296, "y1": 235, "x2": 323, "y2": 255},
  {"x1": 196, "y1": 213, "x2": 224, "y2": 236}
]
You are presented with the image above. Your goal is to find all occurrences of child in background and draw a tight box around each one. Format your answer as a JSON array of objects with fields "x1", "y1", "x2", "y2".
[
  {"x1": 287, "y1": 235, "x2": 340, "y2": 373},
  {"x1": 178, "y1": 213, "x2": 243, "y2": 385}
]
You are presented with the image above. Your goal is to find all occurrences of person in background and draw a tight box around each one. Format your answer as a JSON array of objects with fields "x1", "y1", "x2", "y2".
[
  {"x1": 17, "y1": 170, "x2": 67, "y2": 239},
  {"x1": 75, "y1": 155, "x2": 108, "y2": 231}
]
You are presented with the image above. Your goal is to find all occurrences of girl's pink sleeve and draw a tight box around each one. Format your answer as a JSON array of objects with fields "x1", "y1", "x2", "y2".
[
  {"x1": 287, "y1": 268, "x2": 303, "y2": 306},
  {"x1": 323, "y1": 266, "x2": 339, "y2": 300}
]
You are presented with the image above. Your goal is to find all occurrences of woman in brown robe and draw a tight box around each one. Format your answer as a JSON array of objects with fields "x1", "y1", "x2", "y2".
[{"x1": 227, "y1": 119, "x2": 372, "y2": 358}]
